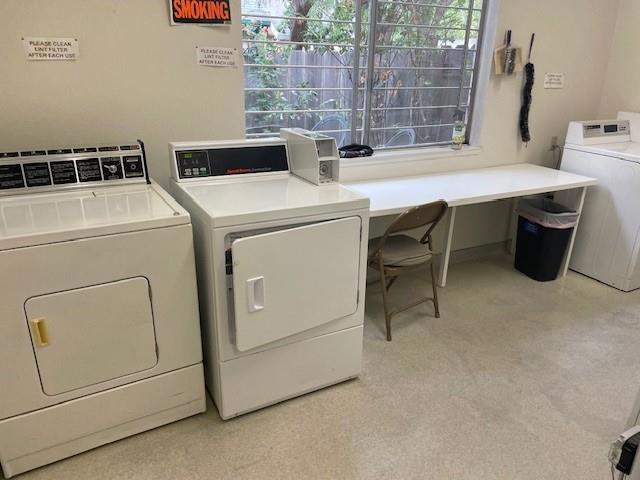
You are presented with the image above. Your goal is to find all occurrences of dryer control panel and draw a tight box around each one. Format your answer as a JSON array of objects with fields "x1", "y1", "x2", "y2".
[
  {"x1": 171, "y1": 139, "x2": 289, "y2": 181},
  {"x1": 0, "y1": 141, "x2": 150, "y2": 195}
]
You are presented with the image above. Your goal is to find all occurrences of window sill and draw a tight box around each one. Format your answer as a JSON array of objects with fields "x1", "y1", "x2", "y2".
[
  {"x1": 340, "y1": 145, "x2": 483, "y2": 182},
  {"x1": 343, "y1": 145, "x2": 482, "y2": 166}
]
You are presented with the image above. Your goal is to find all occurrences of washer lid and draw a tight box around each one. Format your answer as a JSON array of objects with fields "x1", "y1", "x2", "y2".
[
  {"x1": 0, "y1": 182, "x2": 189, "y2": 250},
  {"x1": 177, "y1": 174, "x2": 369, "y2": 227},
  {"x1": 565, "y1": 141, "x2": 640, "y2": 164}
]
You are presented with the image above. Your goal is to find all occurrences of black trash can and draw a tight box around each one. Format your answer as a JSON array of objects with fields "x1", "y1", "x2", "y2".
[{"x1": 514, "y1": 198, "x2": 579, "y2": 282}]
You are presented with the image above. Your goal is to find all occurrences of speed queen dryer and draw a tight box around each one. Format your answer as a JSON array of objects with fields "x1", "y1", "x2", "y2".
[
  {"x1": 0, "y1": 142, "x2": 205, "y2": 477},
  {"x1": 169, "y1": 139, "x2": 370, "y2": 419},
  {"x1": 561, "y1": 116, "x2": 640, "y2": 291}
]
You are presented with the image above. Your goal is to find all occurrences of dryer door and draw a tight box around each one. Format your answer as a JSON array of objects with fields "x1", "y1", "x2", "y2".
[
  {"x1": 231, "y1": 216, "x2": 361, "y2": 352},
  {"x1": 24, "y1": 277, "x2": 158, "y2": 396}
]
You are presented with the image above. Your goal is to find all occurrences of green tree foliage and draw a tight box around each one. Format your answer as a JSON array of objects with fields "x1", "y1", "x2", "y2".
[
  {"x1": 243, "y1": 18, "x2": 319, "y2": 133},
  {"x1": 243, "y1": 0, "x2": 480, "y2": 144}
]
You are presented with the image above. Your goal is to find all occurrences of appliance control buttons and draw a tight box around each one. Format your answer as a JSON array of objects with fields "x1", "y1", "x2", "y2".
[
  {"x1": 101, "y1": 158, "x2": 124, "y2": 180},
  {"x1": 0, "y1": 143, "x2": 147, "y2": 193},
  {"x1": 123, "y1": 155, "x2": 144, "y2": 178}
]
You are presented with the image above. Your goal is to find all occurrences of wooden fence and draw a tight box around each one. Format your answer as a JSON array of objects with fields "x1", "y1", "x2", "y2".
[{"x1": 244, "y1": 47, "x2": 471, "y2": 147}]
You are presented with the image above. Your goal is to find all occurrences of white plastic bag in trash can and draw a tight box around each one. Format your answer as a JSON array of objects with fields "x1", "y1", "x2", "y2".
[{"x1": 517, "y1": 198, "x2": 578, "y2": 229}]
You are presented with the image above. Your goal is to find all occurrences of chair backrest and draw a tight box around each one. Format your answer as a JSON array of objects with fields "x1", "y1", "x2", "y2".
[
  {"x1": 387, "y1": 201, "x2": 448, "y2": 235},
  {"x1": 371, "y1": 200, "x2": 448, "y2": 257}
]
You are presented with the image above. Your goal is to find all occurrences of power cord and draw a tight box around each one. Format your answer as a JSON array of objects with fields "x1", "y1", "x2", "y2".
[{"x1": 552, "y1": 143, "x2": 564, "y2": 170}]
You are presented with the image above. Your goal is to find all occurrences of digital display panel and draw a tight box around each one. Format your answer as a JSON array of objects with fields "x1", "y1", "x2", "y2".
[{"x1": 177, "y1": 150, "x2": 210, "y2": 178}]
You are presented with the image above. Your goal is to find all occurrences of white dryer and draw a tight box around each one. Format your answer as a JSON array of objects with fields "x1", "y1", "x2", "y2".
[
  {"x1": 0, "y1": 142, "x2": 205, "y2": 478},
  {"x1": 169, "y1": 138, "x2": 369, "y2": 419},
  {"x1": 561, "y1": 115, "x2": 640, "y2": 291}
]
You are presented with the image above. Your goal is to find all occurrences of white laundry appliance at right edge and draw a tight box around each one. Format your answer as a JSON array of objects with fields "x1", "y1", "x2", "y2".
[
  {"x1": 169, "y1": 138, "x2": 370, "y2": 420},
  {"x1": 609, "y1": 388, "x2": 640, "y2": 479},
  {"x1": 561, "y1": 113, "x2": 640, "y2": 291},
  {"x1": 627, "y1": 389, "x2": 640, "y2": 480}
]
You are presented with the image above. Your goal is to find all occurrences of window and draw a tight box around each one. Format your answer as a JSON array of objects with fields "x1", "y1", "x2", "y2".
[{"x1": 242, "y1": 0, "x2": 486, "y2": 150}]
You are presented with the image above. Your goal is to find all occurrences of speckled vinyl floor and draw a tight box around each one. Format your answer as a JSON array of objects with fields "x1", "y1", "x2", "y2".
[{"x1": 11, "y1": 255, "x2": 640, "y2": 480}]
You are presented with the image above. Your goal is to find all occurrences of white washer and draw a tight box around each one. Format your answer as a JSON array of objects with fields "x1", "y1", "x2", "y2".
[
  {"x1": 0, "y1": 142, "x2": 205, "y2": 478},
  {"x1": 561, "y1": 115, "x2": 640, "y2": 291},
  {"x1": 169, "y1": 138, "x2": 369, "y2": 419}
]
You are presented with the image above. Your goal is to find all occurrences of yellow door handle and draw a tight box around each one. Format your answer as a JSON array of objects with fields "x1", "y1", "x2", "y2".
[{"x1": 31, "y1": 318, "x2": 50, "y2": 347}]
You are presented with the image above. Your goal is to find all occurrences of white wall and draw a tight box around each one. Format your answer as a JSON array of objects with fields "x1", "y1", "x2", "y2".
[
  {"x1": 0, "y1": 1, "x2": 245, "y2": 186},
  {"x1": 598, "y1": 0, "x2": 640, "y2": 118},
  {"x1": 485, "y1": 0, "x2": 618, "y2": 169},
  {"x1": 0, "y1": 0, "x2": 620, "y2": 252}
]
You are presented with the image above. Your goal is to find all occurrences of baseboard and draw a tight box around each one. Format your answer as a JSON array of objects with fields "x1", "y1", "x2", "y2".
[{"x1": 444, "y1": 240, "x2": 510, "y2": 266}]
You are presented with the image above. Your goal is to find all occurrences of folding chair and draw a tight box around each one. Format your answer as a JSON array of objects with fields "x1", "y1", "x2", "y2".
[{"x1": 368, "y1": 200, "x2": 448, "y2": 341}]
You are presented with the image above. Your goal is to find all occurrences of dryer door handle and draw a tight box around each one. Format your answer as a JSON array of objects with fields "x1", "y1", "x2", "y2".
[
  {"x1": 247, "y1": 276, "x2": 265, "y2": 313},
  {"x1": 31, "y1": 318, "x2": 50, "y2": 347}
]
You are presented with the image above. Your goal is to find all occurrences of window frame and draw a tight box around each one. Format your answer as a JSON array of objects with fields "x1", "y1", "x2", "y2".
[{"x1": 241, "y1": 0, "x2": 496, "y2": 152}]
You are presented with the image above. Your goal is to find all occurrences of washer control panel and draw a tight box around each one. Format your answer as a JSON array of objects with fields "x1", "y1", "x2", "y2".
[
  {"x1": 0, "y1": 142, "x2": 148, "y2": 195},
  {"x1": 566, "y1": 120, "x2": 631, "y2": 145},
  {"x1": 583, "y1": 120, "x2": 629, "y2": 138}
]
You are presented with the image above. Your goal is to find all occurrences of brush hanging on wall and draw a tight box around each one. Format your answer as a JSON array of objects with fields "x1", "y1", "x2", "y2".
[
  {"x1": 519, "y1": 34, "x2": 536, "y2": 143},
  {"x1": 494, "y1": 30, "x2": 523, "y2": 75}
]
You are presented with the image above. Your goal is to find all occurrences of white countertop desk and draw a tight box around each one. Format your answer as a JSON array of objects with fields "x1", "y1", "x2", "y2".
[{"x1": 344, "y1": 163, "x2": 597, "y2": 286}]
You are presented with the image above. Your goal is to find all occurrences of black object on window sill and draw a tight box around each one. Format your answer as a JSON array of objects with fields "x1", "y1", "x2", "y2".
[{"x1": 339, "y1": 144, "x2": 374, "y2": 158}]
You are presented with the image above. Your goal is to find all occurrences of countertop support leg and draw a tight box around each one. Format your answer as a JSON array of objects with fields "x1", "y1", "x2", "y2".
[
  {"x1": 438, "y1": 206, "x2": 457, "y2": 287},
  {"x1": 560, "y1": 186, "x2": 587, "y2": 277},
  {"x1": 507, "y1": 197, "x2": 518, "y2": 255}
]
